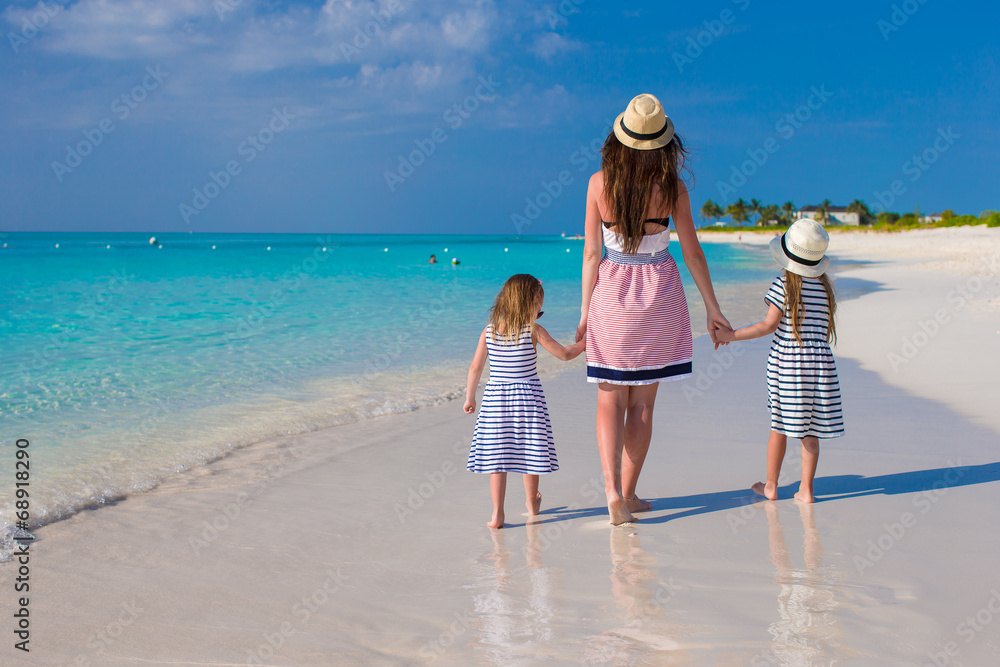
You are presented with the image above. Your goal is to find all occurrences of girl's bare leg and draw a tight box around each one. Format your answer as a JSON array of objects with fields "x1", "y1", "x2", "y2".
[
  {"x1": 622, "y1": 383, "x2": 659, "y2": 513},
  {"x1": 488, "y1": 472, "x2": 507, "y2": 528},
  {"x1": 752, "y1": 430, "x2": 787, "y2": 500},
  {"x1": 524, "y1": 474, "x2": 541, "y2": 516},
  {"x1": 794, "y1": 437, "x2": 820, "y2": 503},
  {"x1": 597, "y1": 383, "x2": 635, "y2": 525}
]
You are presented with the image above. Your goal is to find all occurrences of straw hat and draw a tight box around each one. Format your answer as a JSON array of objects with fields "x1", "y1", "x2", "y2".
[
  {"x1": 613, "y1": 93, "x2": 675, "y2": 150},
  {"x1": 770, "y1": 218, "x2": 831, "y2": 278}
]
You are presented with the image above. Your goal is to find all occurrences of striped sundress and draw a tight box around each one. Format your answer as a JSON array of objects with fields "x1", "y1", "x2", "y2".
[
  {"x1": 467, "y1": 324, "x2": 558, "y2": 474},
  {"x1": 586, "y1": 221, "x2": 693, "y2": 385},
  {"x1": 765, "y1": 275, "x2": 845, "y2": 439}
]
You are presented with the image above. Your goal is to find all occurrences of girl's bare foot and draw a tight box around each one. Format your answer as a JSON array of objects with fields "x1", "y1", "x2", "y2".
[
  {"x1": 793, "y1": 490, "x2": 814, "y2": 504},
  {"x1": 752, "y1": 481, "x2": 778, "y2": 500},
  {"x1": 625, "y1": 496, "x2": 652, "y2": 513},
  {"x1": 487, "y1": 510, "x2": 505, "y2": 529},
  {"x1": 608, "y1": 497, "x2": 637, "y2": 525},
  {"x1": 527, "y1": 491, "x2": 542, "y2": 516}
]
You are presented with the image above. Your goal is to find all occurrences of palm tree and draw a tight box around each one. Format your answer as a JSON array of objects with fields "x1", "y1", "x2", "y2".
[
  {"x1": 781, "y1": 201, "x2": 796, "y2": 225},
  {"x1": 700, "y1": 199, "x2": 725, "y2": 226},
  {"x1": 847, "y1": 199, "x2": 872, "y2": 225},
  {"x1": 759, "y1": 204, "x2": 779, "y2": 226},
  {"x1": 727, "y1": 198, "x2": 749, "y2": 227},
  {"x1": 818, "y1": 198, "x2": 832, "y2": 225},
  {"x1": 749, "y1": 198, "x2": 763, "y2": 226}
]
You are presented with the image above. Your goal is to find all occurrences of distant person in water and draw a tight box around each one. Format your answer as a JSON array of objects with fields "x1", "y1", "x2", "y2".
[{"x1": 428, "y1": 254, "x2": 437, "y2": 264}]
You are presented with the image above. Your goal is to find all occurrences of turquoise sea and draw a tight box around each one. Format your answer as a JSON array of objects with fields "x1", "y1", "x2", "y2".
[{"x1": 0, "y1": 232, "x2": 776, "y2": 558}]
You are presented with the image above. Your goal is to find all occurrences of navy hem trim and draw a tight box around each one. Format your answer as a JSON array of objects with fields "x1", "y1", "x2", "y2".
[{"x1": 587, "y1": 361, "x2": 692, "y2": 382}]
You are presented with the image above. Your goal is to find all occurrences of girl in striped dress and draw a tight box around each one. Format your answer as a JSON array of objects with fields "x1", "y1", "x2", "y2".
[
  {"x1": 464, "y1": 274, "x2": 586, "y2": 529},
  {"x1": 717, "y1": 219, "x2": 845, "y2": 503}
]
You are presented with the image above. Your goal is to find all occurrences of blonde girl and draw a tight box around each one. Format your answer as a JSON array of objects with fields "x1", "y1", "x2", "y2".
[
  {"x1": 464, "y1": 274, "x2": 585, "y2": 528},
  {"x1": 716, "y1": 218, "x2": 845, "y2": 503}
]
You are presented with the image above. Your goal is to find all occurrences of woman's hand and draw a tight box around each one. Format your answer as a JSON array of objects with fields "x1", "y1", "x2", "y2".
[
  {"x1": 707, "y1": 310, "x2": 732, "y2": 349},
  {"x1": 576, "y1": 316, "x2": 588, "y2": 342},
  {"x1": 463, "y1": 398, "x2": 476, "y2": 414}
]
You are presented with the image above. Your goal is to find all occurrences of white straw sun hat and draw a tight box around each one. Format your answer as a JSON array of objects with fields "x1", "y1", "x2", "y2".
[
  {"x1": 614, "y1": 93, "x2": 675, "y2": 150},
  {"x1": 770, "y1": 218, "x2": 831, "y2": 278}
]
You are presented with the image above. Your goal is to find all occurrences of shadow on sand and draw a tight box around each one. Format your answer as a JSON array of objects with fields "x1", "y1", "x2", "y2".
[{"x1": 526, "y1": 462, "x2": 1000, "y2": 526}]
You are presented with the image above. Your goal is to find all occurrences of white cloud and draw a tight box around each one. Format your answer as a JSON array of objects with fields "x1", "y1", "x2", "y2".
[{"x1": 529, "y1": 32, "x2": 583, "y2": 62}]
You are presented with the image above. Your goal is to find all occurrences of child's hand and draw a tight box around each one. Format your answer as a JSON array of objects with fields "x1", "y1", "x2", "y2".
[
  {"x1": 716, "y1": 326, "x2": 736, "y2": 343},
  {"x1": 463, "y1": 398, "x2": 476, "y2": 414}
]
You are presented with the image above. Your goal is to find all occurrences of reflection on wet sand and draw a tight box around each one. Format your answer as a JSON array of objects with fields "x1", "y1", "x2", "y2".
[
  {"x1": 582, "y1": 530, "x2": 690, "y2": 666},
  {"x1": 469, "y1": 520, "x2": 560, "y2": 665},
  {"x1": 761, "y1": 502, "x2": 844, "y2": 665}
]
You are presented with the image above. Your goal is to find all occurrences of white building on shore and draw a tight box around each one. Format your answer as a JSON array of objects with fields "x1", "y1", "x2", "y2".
[{"x1": 796, "y1": 206, "x2": 861, "y2": 226}]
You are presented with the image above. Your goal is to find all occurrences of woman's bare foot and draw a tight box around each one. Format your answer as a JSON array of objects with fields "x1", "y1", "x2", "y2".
[
  {"x1": 608, "y1": 497, "x2": 637, "y2": 525},
  {"x1": 793, "y1": 490, "x2": 814, "y2": 504},
  {"x1": 625, "y1": 496, "x2": 652, "y2": 513},
  {"x1": 487, "y1": 510, "x2": 505, "y2": 529},
  {"x1": 752, "y1": 481, "x2": 778, "y2": 500},
  {"x1": 527, "y1": 491, "x2": 542, "y2": 516}
]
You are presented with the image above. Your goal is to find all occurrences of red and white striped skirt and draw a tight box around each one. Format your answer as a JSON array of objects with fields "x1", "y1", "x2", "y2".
[{"x1": 586, "y1": 248, "x2": 693, "y2": 385}]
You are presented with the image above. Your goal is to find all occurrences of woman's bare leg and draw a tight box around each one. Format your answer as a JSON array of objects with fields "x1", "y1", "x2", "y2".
[
  {"x1": 488, "y1": 472, "x2": 507, "y2": 528},
  {"x1": 622, "y1": 383, "x2": 659, "y2": 512},
  {"x1": 752, "y1": 430, "x2": 786, "y2": 500},
  {"x1": 597, "y1": 383, "x2": 635, "y2": 525}
]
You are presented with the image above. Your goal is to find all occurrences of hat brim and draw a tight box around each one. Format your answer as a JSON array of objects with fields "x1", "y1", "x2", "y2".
[
  {"x1": 613, "y1": 111, "x2": 675, "y2": 150},
  {"x1": 769, "y1": 235, "x2": 830, "y2": 278}
]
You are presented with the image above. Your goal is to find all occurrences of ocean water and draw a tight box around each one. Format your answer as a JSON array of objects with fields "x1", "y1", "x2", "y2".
[{"x1": 0, "y1": 232, "x2": 776, "y2": 558}]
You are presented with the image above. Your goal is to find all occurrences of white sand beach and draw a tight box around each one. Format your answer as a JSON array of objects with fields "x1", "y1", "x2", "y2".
[{"x1": 3, "y1": 227, "x2": 1000, "y2": 665}]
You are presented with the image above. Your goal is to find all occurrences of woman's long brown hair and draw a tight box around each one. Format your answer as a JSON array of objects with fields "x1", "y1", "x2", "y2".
[
  {"x1": 784, "y1": 270, "x2": 837, "y2": 345},
  {"x1": 488, "y1": 274, "x2": 544, "y2": 343},
  {"x1": 601, "y1": 131, "x2": 691, "y2": 254}
]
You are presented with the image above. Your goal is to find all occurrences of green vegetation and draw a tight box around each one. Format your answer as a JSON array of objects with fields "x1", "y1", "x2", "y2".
[{"x1": 698, "y1": 197, "x2": 999, "y2": 231}]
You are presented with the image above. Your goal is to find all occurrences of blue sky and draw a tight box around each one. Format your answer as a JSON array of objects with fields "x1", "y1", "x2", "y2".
[{"x1": 1, "y1": 0, "x2": 996, "y2": 234}]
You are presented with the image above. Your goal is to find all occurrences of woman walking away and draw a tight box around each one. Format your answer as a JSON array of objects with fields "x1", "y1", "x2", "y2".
[{"x1": 578, "y1": 93, "x2": 731, "y2": 525}]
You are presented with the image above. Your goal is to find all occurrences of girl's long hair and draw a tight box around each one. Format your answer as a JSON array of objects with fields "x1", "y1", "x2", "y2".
[
  {"x1": 488, "y1": 274, "x2": 544, "y2": 343},
  {"x1": 784, "y1": 270, "x2": 837, "y2": 345},
  {"x1": 601, "y1": 130, "x2": 691, "y2": 254}
]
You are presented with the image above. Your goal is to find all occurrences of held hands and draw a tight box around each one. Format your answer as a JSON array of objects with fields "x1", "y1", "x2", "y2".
[
  {"x1": 715, "y1": 325, "x2": 736, "y2": 343},
  {"x1": 708, "y1": 310, "x2": 733, "y2": 349}
]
